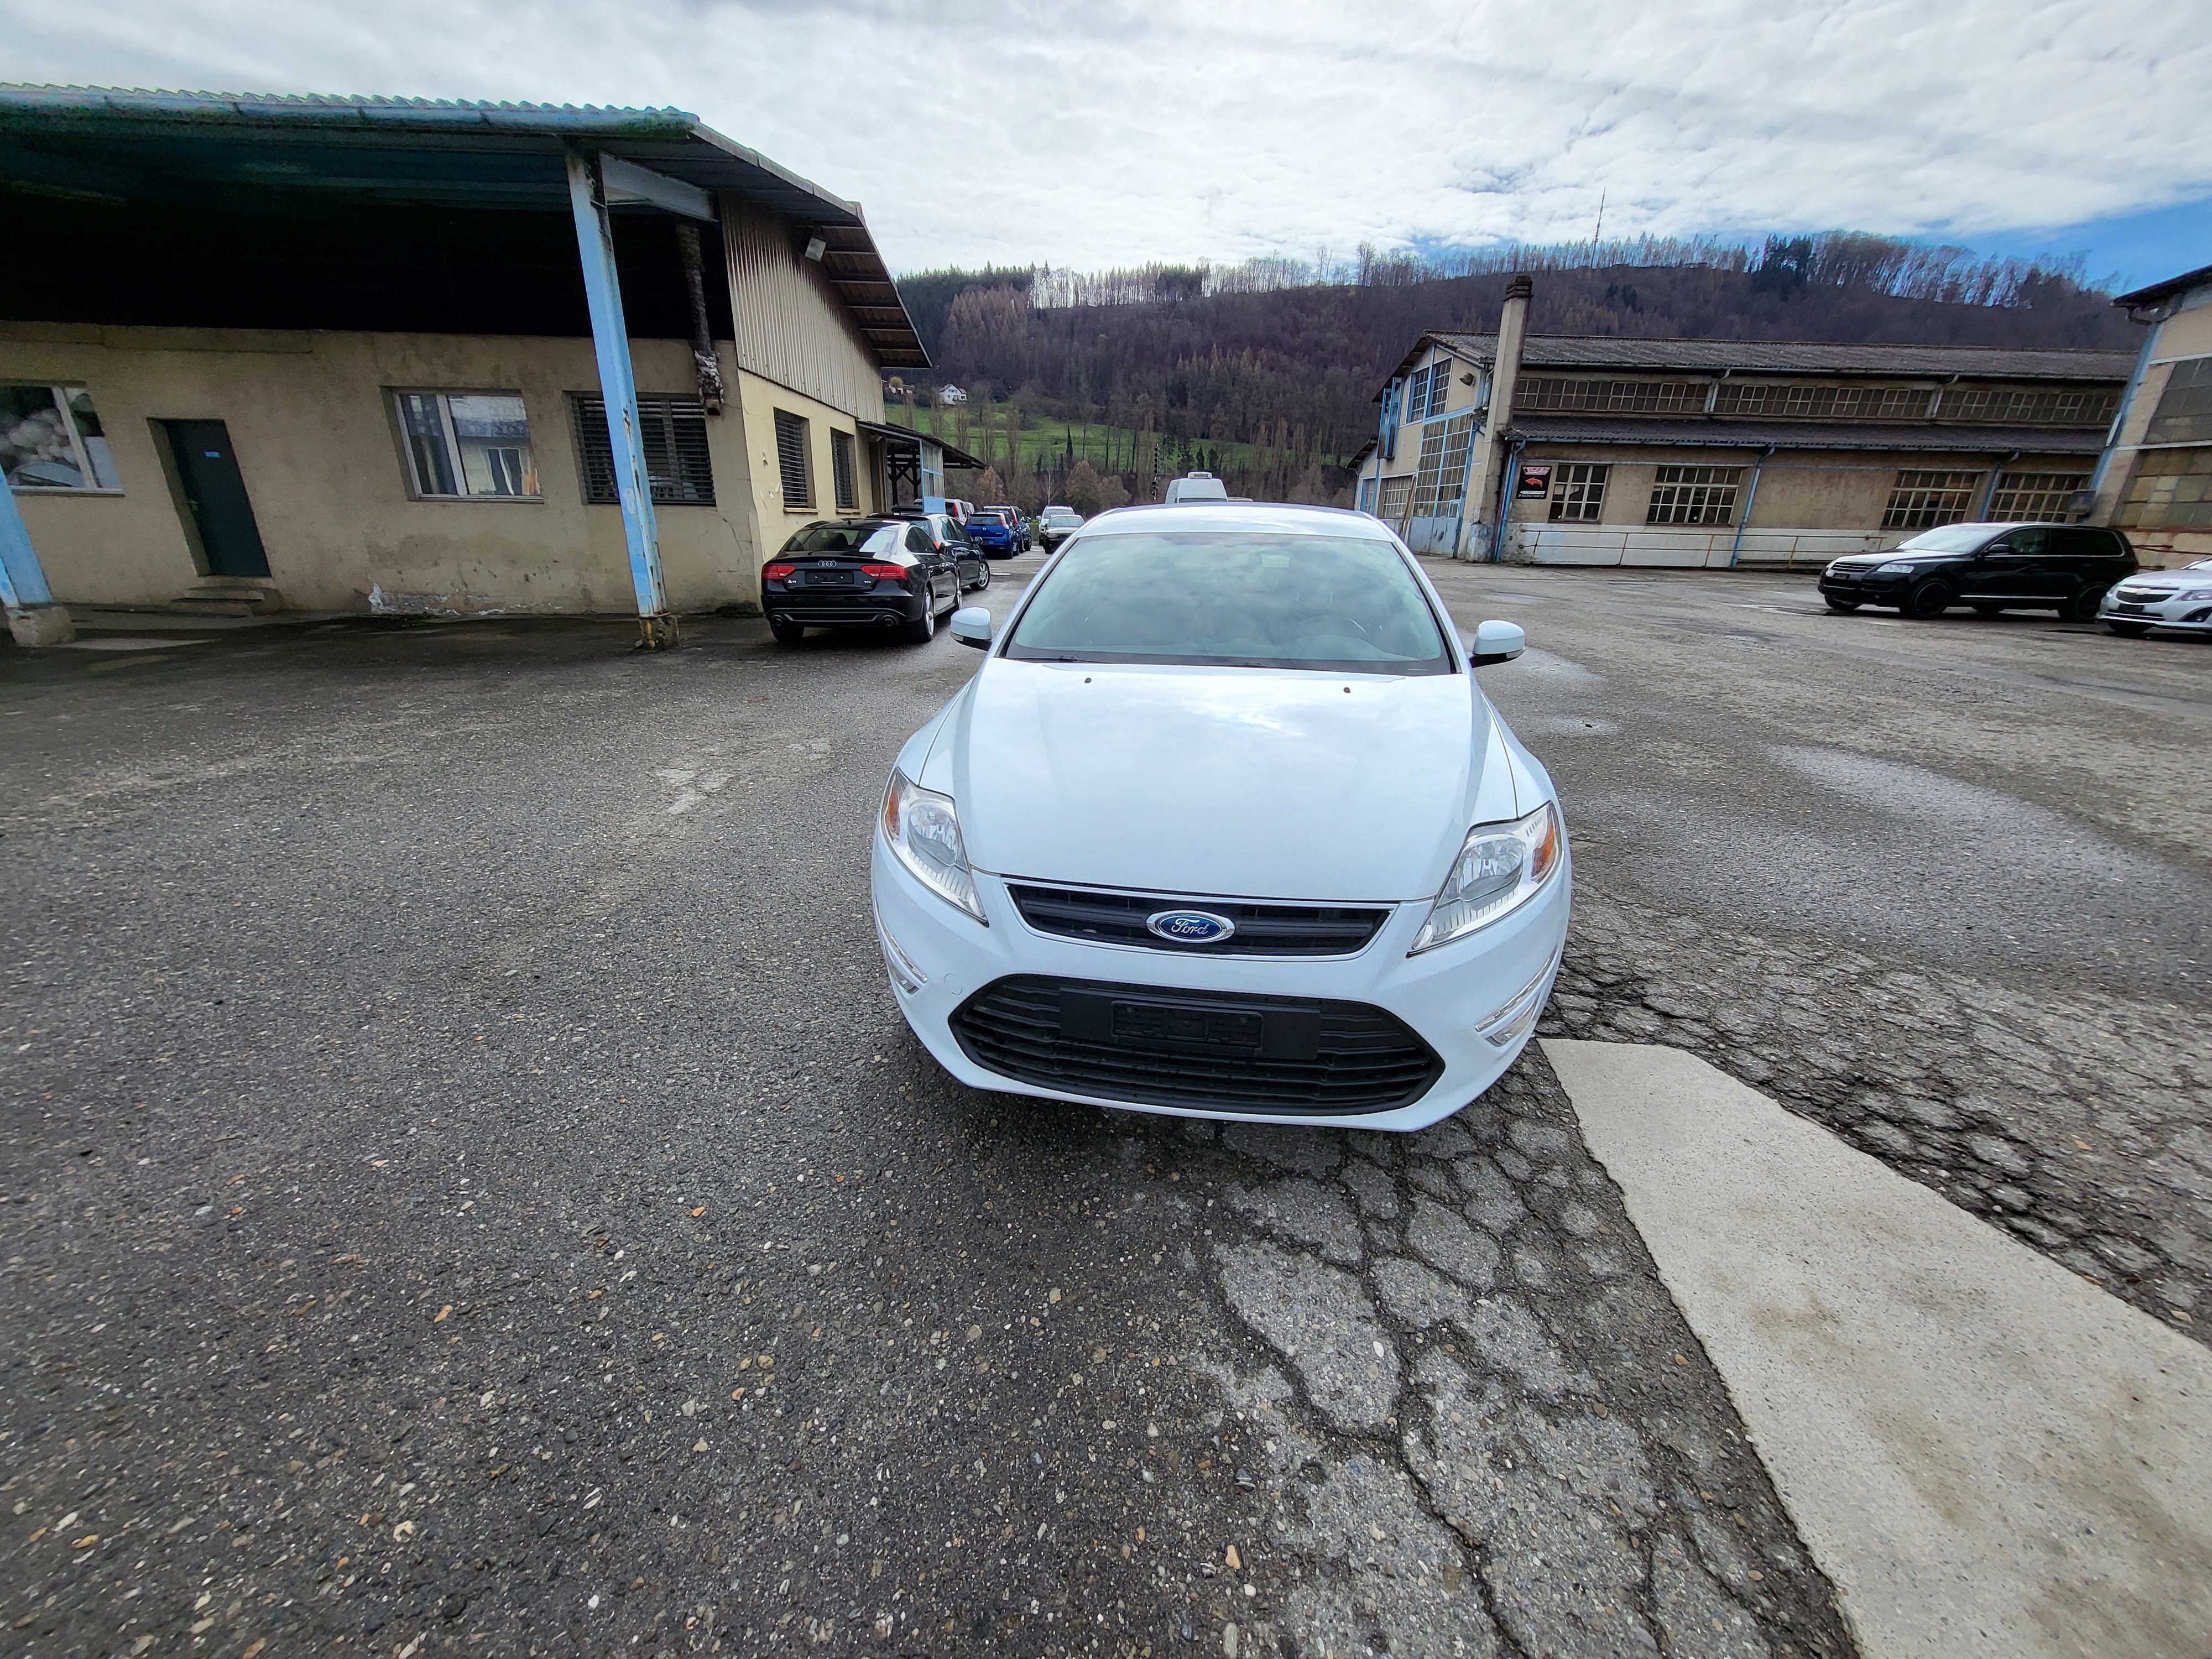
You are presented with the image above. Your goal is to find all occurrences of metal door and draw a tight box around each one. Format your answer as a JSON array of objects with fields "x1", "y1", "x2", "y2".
[{"x1": 163, "y1": 420, "x2": 270, "y2": 577}]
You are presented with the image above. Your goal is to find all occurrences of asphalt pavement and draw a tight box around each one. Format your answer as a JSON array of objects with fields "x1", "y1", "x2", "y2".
[{"x1": 1, "y1": 547, "x2": 2202, "y2": 1657}]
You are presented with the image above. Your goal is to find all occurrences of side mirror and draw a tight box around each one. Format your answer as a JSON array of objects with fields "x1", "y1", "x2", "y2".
[
  {"x1": 951, "y1": 607, "x2": 993, "y2": 650},
  {"x1": 1464, "y1": 619, "x2": 1525, "y2": 666}
]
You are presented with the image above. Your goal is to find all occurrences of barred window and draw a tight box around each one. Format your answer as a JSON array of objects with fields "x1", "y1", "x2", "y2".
[
  {"x1": 1432, "y1": 413, "x2": 1474, "y2": 515},
  {"x1": 1404, "y1": 366, "x2": 1431, "y2": 425},
  {"x1": 774, "y1": 409, "x2": 812, "y2": 510},
  {"x1": 1518, "y1": 378, "x2": 1705, "y2": 414},
  {"x1": 1427, "y1": 359, "x2": 1451, "y2": 417},
  {"x1": 1987, "y1": 471, "x2": 2090, "y2": 520},
  {"x1": 1713, "y1": 382, "x2": 1934, "y2": 420},
  {"x1": 1357, "y1": 475, "x2": 1377, "y2": 515},
  {"x1": 831, "y1": 429, "x2": 858, "y2": 512},
  {"x1": 2143, "y1": 357, "x2": 2212, "y2": 446},
  {"x1": 1376, "y1": 473, "x2": 1413, "y2": 525},
  {"x1": 1410, "y1": 422, "x2": 1450, "y2": 518},
  {"x1": 1940, "y1": 385, "x2": 2123, "y2": 427},
  {"x1": 570, "y1": 395, "x2": 713, "y2": 505},
  {"x1": 1547, "y1": 461, "x2": 1609, "y2": 523},
  {"x1": 1882, "y1": 469, "x2": 1981, "y2": 530},
  {"x1": 2116, "y1": 446, "x2": 2212, "y2": 531},
  {"x1": 1645, "y1": 465, "x2": 1741, "y2": 525}
]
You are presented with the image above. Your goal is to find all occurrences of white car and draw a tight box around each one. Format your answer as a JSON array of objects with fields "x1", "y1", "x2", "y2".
[
  {"x1": 867, "y1": 502, "x2": 1571, "y2": 1132},
  {"x1": 2101, "y1": 558, "x2": 2212, "y2": 636}
]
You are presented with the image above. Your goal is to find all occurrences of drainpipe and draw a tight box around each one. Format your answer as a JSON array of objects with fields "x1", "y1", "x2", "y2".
[
  {"x1": 1729, "y1": 445, "x2": 1777, "y2": 567},
  {"x1": 1975, "y1": 450, "x2": 2022, "y2": 521},
  {"x1": 1467, "y1": 274, "x2": 1533, "y2": 560},
  {"x1": 674, "y1": 222, "x2": 727, "y2": 415}
]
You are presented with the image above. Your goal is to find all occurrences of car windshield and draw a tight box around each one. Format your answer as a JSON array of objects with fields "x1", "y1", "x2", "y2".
[
  {"x1": 2190, "y1": 559, "x2": 2212, "y2": 572},
  {"x1": 1003, "y1": 531, "x2": 1451, "y2": 674},
  {"x1": 1044, "y1": 509, "x2": 1080, "y2": 521},
  {"x1": 782, "y1": 521, "x2": 894, "y2": 554},
  {"x1": 1895, "y1": 526, "x2": 1995, "y2": 552}
]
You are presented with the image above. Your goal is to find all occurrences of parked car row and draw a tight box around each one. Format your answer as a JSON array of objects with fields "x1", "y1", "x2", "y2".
[
  {"x1": 1815, "y1": 522, "x2": 2205, "y2": 639},
  {"x1": 763, "y1": 505, "x2": 1085, "y2": 646}
]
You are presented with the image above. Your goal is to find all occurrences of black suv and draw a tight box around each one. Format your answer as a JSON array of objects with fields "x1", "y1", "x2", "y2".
[{"x1": 1820, "y1": 523, "x2": 2136, "y2": 621}]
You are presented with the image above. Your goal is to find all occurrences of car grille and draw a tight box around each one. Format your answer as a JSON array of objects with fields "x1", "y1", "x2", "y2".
[
  {"x1": 949, "y1": 975, "x2": 1443, "y2": 1115},
  {"x1": 1006, "y1": 884, "x2": 1390, "y2": 957}
]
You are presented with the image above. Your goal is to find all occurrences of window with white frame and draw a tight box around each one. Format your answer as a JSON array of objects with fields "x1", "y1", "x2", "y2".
[
  {"x1": 2, "y1": 384, "x2": 121, "y2": 491},
  {"x1": 1987, "y1": 471, "x2": 2090, "y2": 520},
  {"x1": 1404, "y1": 366, "x2": 1431, "y2": 425},
  {"x1": 1427, "y1": 359, "x2": 1452, "y2": 417},
  {"x1": 1376, "y1": 474, "x2": 1413, "y2": 525},
  {"x1": 1548, "y1": 461, "x2": 1609, "y2": 522},
  {"x1": 393, "y1": 390, "x2": 538, "y2": 499},
  {"x1": 1645, "y1": 465, "x2": 1742, "y2": 525},
  {"x1": 1881, "y1": 469, "x2": 1981, "y2": 529}
]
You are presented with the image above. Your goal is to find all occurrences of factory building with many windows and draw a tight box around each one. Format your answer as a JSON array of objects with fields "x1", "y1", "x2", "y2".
[{"x1": 1351, "y1": 281, "x2": 2135, "y2": 568}]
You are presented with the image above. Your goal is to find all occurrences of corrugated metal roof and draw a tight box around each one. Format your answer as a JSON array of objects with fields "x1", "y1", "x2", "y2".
[
  {"x1": 1381, "y1": 331, "x2": 2136, "y2": 394},
  {"x1": 0, "y1": 84, "x2": 928, "y2": 367},
  {"x1": 1507, "y1": 416, "x2": 2104, "y2": 456}
]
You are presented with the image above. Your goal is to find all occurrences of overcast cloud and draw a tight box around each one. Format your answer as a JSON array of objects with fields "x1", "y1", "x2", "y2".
[{"x1": 4, "y1": 0, "x2": 2205, "y2": 275}]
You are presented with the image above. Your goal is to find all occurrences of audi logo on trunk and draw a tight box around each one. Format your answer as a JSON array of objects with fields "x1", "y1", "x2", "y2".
[{"x1": 1145, "y1": 909, "x2": 1236, "y2": 945}]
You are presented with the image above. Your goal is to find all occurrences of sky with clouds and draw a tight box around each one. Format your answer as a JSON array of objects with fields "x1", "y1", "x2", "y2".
[{"x1": 4, "y1": 0, "x2": 2208, "y2": 286}]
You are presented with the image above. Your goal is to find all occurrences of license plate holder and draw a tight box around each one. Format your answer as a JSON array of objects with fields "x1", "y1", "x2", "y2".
[{"x1": 1058, "y1": 988, "x2": 1321, "y2": 1062}]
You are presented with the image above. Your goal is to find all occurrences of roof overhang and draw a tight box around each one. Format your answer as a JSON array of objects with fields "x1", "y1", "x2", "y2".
[
  {"x1": 2112, "y1": 263, "x2": 2212, "y2": 313},
  {"x1": 856, "y1": 419, "x2": 987, "y2": 471},
  {"x1": 0, "y1": 85, "x2": 928, "y2": 366}
]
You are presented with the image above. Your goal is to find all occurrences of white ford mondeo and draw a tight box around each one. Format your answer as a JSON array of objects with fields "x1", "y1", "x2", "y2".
[{"x1": 868, "y1": 500, "x2": 1569, "y2": 1131}]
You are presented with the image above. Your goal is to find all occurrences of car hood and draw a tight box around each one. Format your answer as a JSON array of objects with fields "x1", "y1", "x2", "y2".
[{"x1": 925, "y1": 660, "x2": 1519, "y2": 902}]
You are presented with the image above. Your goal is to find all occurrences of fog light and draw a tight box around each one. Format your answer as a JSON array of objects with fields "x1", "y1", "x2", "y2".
[
  {"x1": 876, "y1": 916, "x2": 926, "y2": 994},
  {"x1": 1474, "y1": 958, "x2": 1557, "y2": 1048}
]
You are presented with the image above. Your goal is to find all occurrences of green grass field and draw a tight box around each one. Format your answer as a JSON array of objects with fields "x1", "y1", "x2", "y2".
[{"x1": 890, "y1": 404, "x2": 1340, "y2": 478}]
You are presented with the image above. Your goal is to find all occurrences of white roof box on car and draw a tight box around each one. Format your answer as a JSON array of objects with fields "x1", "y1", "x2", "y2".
[{"x1": 1164, "y1": 472, "x2": 1230, "y2": 504}]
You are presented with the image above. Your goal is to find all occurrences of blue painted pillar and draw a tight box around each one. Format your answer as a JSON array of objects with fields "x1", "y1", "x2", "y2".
[
  {"x1": 0, "y1": 479, "x2": 75, "y2": 645},
  {"x1": 565, "y1": 148, "x2": 674, "y2": 649}
]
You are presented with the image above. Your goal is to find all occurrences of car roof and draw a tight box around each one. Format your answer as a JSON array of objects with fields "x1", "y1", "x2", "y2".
[{"x1": 1074, "y1": 501, "x2": 1399, "y2": 540}]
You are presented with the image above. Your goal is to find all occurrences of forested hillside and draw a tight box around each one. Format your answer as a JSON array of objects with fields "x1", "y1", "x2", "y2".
[{"x1": 891, "y1": 235, "x2": 2137, "y2": 510}]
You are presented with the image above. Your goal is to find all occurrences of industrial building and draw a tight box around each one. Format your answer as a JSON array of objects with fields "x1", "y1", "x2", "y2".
[
  {"x1": 1352, "y1": 278, "x2": 2136, "y2": 567},
  {"x1": 0, "y1": 86, "x2": 969, "y2": 647},
  {"x1": 2089, "y1": 262, "x2": 2212, "y2": 567}
]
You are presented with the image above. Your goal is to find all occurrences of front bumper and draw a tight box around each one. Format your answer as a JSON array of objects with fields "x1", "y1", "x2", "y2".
[
  {"x1": 869, "y1": 834, "x2": 1572, "y2": 1131},
  {"x1": 2100, "y1": 591, "x2": 2212, "y2": 632},
  {"x1": 1819, "y1": 570, "x2": 1905, "y2": 602}
]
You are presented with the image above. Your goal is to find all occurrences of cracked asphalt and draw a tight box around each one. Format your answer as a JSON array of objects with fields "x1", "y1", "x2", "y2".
[{"x1": 2, "y1": 546, "x2": 2198, "y2": 1657}]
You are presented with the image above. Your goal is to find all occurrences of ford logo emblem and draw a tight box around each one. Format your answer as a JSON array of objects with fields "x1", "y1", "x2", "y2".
[{"x1": 1146, "y1": 909, "x2": 1235, "y2": 945}]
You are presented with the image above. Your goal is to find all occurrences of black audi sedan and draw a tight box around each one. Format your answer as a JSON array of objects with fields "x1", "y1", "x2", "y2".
[
  {"x1": 762, "y1": 519, "x2": 962, "y2": 645},
  {"x1": 1819, "y1": 523, "x2": 2137, "y2": 621}
]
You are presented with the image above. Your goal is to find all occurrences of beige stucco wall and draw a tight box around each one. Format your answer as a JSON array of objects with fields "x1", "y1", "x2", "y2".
[
  {"x1": 1, "y1": 321, "x2": 794, "y2": 613},
  {"x1": 2090, "y1": 285, "x2": 2212, "y2": 566},
  {"x1": 733, "y1": 369, "x2": 883, "y2": 542}
]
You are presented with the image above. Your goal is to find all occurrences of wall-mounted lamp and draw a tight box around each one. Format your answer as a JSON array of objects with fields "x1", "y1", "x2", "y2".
[{"x1": 804, "y1": 234, "x2": 827, "y2": 262}]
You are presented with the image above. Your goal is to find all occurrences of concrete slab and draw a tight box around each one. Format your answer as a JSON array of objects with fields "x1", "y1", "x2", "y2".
[{"x1": 1544, "y1": 1037, "x2": 2212, "y2": 1659}]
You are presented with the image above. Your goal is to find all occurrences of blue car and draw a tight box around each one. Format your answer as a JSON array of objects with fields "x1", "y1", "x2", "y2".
[{"x1": 964, "y1": 509, "x2": 1019, "y2": 558}]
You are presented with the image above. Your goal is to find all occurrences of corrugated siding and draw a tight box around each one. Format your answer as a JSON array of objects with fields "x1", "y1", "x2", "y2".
[{"x1": 722, "y1": 198, "x2": 886, "y2": 422}]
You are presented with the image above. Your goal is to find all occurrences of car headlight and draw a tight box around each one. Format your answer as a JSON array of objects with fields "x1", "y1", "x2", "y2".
[
  {"x1": 1874, "y1": 561, "x2": 1917, "y2": 576},
  {"x1": 880, "y1": 770, "x2": 985, "y2": 924},
  {"x1": 2176, "y1": 588, "x2": 2212, "y2": 602},
  {"x1": 1410, "y1": 802, "x2": 1563, "y2": 955}
]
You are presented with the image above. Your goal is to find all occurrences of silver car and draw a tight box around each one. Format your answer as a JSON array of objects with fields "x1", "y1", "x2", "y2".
[{"x1": 2100, "y1": 558, "x2": 2212, "y2": 637}]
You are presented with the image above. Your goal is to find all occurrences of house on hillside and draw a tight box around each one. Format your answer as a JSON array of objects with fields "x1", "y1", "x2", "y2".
[
  {"x1": 2089, "y1": 263, "x2": 2212, "y2": 567},
  {"x1": 1351, "y1": 277, "x2": 2135, "y2": 567},
  {"x1": 0, "y1": 86, "x2": 962, "y2": 647}
]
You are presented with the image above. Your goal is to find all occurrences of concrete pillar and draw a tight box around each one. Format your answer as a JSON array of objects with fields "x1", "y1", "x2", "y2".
[{"x1": 1464, "y1": 274, "x2": 1533, "y2": 560}]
